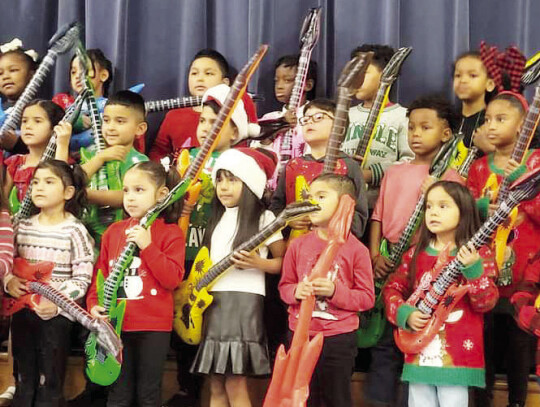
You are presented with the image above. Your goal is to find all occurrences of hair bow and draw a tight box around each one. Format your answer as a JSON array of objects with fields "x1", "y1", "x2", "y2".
[
  {"x1": 0, "y1": 38, "x2": 38, "y2": 62},
  {"x1": 480, "y1": 41, "x2": 526, "y2": 93},
  {"x1": 160, "y1": 157, "x2": 171, "y2": 173}
]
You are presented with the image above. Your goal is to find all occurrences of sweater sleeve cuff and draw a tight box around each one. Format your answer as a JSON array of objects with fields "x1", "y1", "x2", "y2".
[
  {"x1": 476, "y1": 197, "x2": 490, "y2": 219},
  {"x1": 462, "y1": 259, "x2": 483, "y2": 280},
  {"x1": 397, "y1": 304, "x2": 417, "y2": 329},
  {"x1": 369, "y1": 163, "x2": 384, "y2": 187}
]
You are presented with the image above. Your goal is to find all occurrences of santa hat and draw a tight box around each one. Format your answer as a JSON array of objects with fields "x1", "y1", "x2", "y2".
[
  {"x1": 202, "y1": 84, "x2": 260, "y2": 142},
  {"x1": 212, "y1": 147, "x2": 277, "y2": 199}
]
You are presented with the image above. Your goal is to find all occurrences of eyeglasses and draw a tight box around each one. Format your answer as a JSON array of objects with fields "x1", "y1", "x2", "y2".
[{"x1": 298, "y1": 112, "x2": 334, "y2": 126}]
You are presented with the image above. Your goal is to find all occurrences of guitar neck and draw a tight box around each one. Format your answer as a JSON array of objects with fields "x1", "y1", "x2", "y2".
[
  {"x1": 389, "y1": 194, "x2": 425, "y2": 266},
  {"x1": 288, "y1": 48, "x2": 313, "y2": 110},
  {"x1": 145, "y1": 96, "x2": 202, "y2": 113},
  {"x1": 458, "y1": 146, "x2": 479, "y2": 178},
  {"x1": 323, "y1": 87, "x2": 353, "y2": 173},
  {"x1": 196, "y1": 217, "x2": 287, "y2": 290},
  {"x1": 102, "y1": 242, "x2": 137, "y2": 311},
  {"x1": 354, "y1": 83, "x2": 389, "y2": 158}
]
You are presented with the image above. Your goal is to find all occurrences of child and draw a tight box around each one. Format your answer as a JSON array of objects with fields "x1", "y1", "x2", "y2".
[
  {"x1": 5, "y1": 160, "x2": 94, "y2": 406},
  {"x1": 367, "y1": 95, "x2": 463, "y2": 406},
  {"x1": 341, "y1": 44, "x2": 414, "y2": 209},
  {"x1": 190, "y1": 148, "x2": 285, "y2": 406},
  {"x1": 81, "y1": 90, "x2": 149, "y2": 240},
  {"x1": 383, "y1": 181, "x2": 498, "y2": 407},
  {"x1": 4, "y1": 100, "x2": 72, "y2": 211},
  {"x1": 270, "y1": 98, "x2": 369, "y2": 240},
  {"x1": 0, "y1": 38, "x2": 39, "y2": 153},
  {"x1": 278, "y1": 173, "x2": 375, "y2": 407},
  {"x1": 87, "y1": 161, "x2": 185, "y2": 406},
  {"x1": 452, "y1": 50, "x2": 496, "y2": 153},
  {"x1": 467, "y1": 91, "x2": 540, "y2": 407},
  {"x1": 149, "y1": 49, "x2": 231, "y2": 161}
]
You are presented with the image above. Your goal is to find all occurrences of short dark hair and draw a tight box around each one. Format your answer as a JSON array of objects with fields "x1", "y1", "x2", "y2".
[
  {"x1": 350, "y1": 44, "x2": 395, "y2": 71},
  {"x1": 105, "y1": 90, "x2": 146, "y2": 119},
  {"x1": 190, "y1": 48, "x2": 230, "y2": 79},
  {"x1": 303, "y1": 98, "x2": 336, "y2": 116},
  {"x1": 407, "y1": 95, "x2": 458, "y2": 132},
  {"x1": 311, "y1": 173, "x2": 356, "y2": 198},
  {"x1": 275, "y1": 54, "x2": 318, "y2": 100}
]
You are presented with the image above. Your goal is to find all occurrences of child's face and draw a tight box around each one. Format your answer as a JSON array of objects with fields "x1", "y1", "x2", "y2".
[
  {"x1": 355, "y1": 63, "x2": 382, "y2": 102},
  {"x1": 102, "y1": 104, "x2": 147, "y2": 147},
  {"x1": 215, "y1": 171, "x2": 243, "y2": 208},
  {"x1": 300, "y1": 107, "x2": 334, "y2": 147},
  {"x1": 407, "y1": 108, "x2": 452, "y2": 158},
  {"x1": 70, "y1": 57, "x2": 109, "y2": 96},
  {"x1": 0, "y1": 52, "x2": 33, "y2": 100},
  {"x1": 484, "y1": 99, "x2": 523, "y2": 148},
  {"x1": 274, "y1": 64, "x2": 297, "y2": 104},
  {"x1": 123, "y1": 169, "x2": 168, "y2": 219},
  {"x1": 196, "y1": 105, "x2": 238, "y2": 152},
  {"x1": 21, "y1": 105, "x2": 53, "y2": 148},
  {"x1": 308, "y1": 180, "x2": 340, "y2": 228},
  {"x1": 453, "y1": 56, "x2": 494, "y2": 103},
  {"x1": 425, "y1": 186, "x2": 460, "y2": 237},
  {"x1": 188, "y1": 57, "x2": 228, "y2": 97},
  {"x1": 31, "y1": 168, "x2": 74, "y2": 211}
]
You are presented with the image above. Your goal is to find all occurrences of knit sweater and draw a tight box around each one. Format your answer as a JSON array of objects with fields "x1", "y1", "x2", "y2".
[
  {"x1": 383, "y1": 246, "x2": 498, "y2": 387},
  {"x1": 87, "y1": 217, "x2": 185, "y2": 332},
  {"x1": 0, "y1": 210, "x2": 14, "y2": 281}
]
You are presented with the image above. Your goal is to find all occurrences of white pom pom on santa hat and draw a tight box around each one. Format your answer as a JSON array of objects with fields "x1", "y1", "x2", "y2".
[{"x1": 202, "y1": 84, "x2": 261, "y2": 142}]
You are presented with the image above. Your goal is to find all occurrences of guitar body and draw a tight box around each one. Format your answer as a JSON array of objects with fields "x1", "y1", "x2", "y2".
[
  {"x1": 357, "y1": 279, "x2": 386, "y2": 348},
  {"x1": 450, "y1": 138, "x2": 468, "y2": 171},
  {"x1": 174, "y1": 247, "x2": 214, "y2": 345},
  {"x1": 394, "y1": 283, "x2": 470, "y2": 354},
  {"x1": 289, "y1": 175, "x2": 310, "y2": 241},
  {"x1": 493, "y1": 207, "x2": 518, "y2": 274},
  {"x1": 8, "y1": 187, "x2": 20, "y2": 216}
]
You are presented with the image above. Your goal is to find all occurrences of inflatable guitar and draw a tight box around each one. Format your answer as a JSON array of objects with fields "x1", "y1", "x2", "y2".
[
  {"x1": 395, "y1": 167, "x2": 540, "y2": 354},
  {"x1": 357, "y1": 136, "x2": 461, "y2": 348},
  {"x1": 85, "y1": 45, "x2": 269, "y2": 386},
  {"x1": 522, "y1": 50, "x2": 540, "y2": 86},
  {"x1": 174, "y1": 201, "x2": 320, "y2": 345},
  {"x1": 482, "y1": 83, "x2": 540, "y2": 275},
  {"x1": 263, "y1": 195, "x2": 355, "y2": 407},
  {"x1": 9, "y1": 91, "x2": 87, "y2": 221},
  {"x1": 289, "y1": 52, "x2": 371, "y2": 242},
  {"x1": 0, "y1": 23, "x2": 80, "y2": 139},
  {"x1": 353, "y1": 47, "x2": 412, "y2": 163},
  {"x1": 145, "y1": 93, "x2": 262, "y2": 114}
]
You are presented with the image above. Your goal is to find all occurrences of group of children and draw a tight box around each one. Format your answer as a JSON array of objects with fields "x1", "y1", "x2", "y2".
[{"x1": 0, "y1": 32, "x2": 538, "y2": 407}]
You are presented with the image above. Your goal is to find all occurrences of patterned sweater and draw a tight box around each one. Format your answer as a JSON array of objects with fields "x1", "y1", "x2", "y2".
[
  {"x1": 0, "y1": 210, "x2": 14, "y2": 281},
  {"x1": 10, "y1": 214, "x2": 95, "y2": 320},
  {"x1": 383, "y1": 246, "x2": 498, "y2": 388}
]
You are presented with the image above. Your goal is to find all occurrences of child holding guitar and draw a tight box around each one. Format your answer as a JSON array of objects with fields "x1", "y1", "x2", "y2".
[
  {"x1": 466, "y1": 44, "x2": 540, "y2": 405},
  {"x1": 5, "y1": 159, "x2": 94, "y2": 406},
  {"x1": 383, "y1": 181, "x2": 498, "y2": 407},
  {"x1": 190, "y1": 148, "x2": 285, "y2": 407},
  {"x1": 87, "y1": 160, "x2": 185, "y2": 406}
]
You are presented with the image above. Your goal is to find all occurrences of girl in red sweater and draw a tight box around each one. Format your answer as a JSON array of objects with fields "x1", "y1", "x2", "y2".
[
  {"x1": 87, "y1": 161, "x2": 185, "y2": 406},
  {"x1": 383, "y1": 181, "x2": 498, "y2": 407}
]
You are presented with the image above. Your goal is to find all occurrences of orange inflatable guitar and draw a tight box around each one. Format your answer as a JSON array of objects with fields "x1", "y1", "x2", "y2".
[{"x1": 263, "y1": 195, "x2": 355, "y2": 407}]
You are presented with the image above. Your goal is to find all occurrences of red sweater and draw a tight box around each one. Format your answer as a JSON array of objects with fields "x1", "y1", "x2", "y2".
[
  {"x1": 383, "y1": 246, "x2": 498, "y2": 387},
  {"x1": 467, "y1": 150, "x2": 540, "y2": 298},
  {"x1": 149, "y1": 108, "x2": 200, "y2": 161},
  {"x1": 87, "y1": 218, "x2": 185, "y2": 331},
  {"x1": 278, "y1": 231, "x2": 375, "y2": 337}
]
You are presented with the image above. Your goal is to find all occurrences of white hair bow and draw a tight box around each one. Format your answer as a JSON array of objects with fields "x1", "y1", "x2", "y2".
[
  {"x1": 0, "y1": 38, "x2": 38, "y2": 62},
  {"x1": 160, "y1": 157, "x2": 171, "y2": 173}
]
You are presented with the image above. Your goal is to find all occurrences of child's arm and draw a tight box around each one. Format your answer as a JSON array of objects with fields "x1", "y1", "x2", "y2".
[
  {"x1": 86, "y1": 189, "x2": 124, "y2": 208},
  {"x1": 518, "y1": 154, "x2": 540, "y2": 225},
  {"x1": 231, "y1": 239, "x2": 286, "y2": 274},
  {"x1": 53, "y1": 121, "x2": 73, "y2": 163},
  {"x1": 0, "y1": 211, "x2": 15, "y2": 292},
  {"x1": 2, "y1": 171, "x2": 13, "y2": 207},
  {"x1": 511, "y1": 254, "x2": 540, "y2": 336},
  {"x1": 148, "y1": 115, "x2": 173, "y2": 161},
  {"x1": 269, "y1": 166, "x2": 287, "y2": 215},
  {"x1": 278, "y1": 238, "x2": 301, "y2": 304},
  {"x1": 81, "y1": 145, "x2": 130, "y2": 179},
  {"x1": 369, "y1": 220, "x2": 393, "y2": 279}
]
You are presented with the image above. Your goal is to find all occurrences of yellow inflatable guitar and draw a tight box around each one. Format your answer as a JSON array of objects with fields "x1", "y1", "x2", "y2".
[
  {"x1": 289, "y1": 175, "x2": 310, "y2": 240},
  {"x1": 174, "y1": 201, "x2": 320, "y2": 345}
]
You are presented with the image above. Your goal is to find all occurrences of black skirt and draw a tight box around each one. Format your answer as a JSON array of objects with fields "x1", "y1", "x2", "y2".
[{"x1": 191, "y1": 291, "x2": 271, "y2": 376}]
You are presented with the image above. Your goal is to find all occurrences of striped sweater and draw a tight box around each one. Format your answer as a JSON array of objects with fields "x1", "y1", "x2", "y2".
[
  {"x1": 0, "y1": 210, "x2": 14, "y2": 280},
  {"x1": 10, "y1": 214, "x2": 95, "y2": 320}
]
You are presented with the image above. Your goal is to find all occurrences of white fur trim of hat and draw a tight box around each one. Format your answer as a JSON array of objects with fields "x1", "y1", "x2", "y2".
[
  {"x1": 202, "y1": 84, "x2": 260, "y2": 142},
  {"x1": 211, "y1": 149, "x2": 267, "y2": 199}
]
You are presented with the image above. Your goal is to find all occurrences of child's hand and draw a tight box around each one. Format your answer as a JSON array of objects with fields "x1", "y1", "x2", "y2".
[
  {"x1": 284, "y1": 109, "x2": 297, "y2": 126},
  {"x1": 231, "y1": 250, "x2": 263, "y2": 270},
  {"x1": 421, "y1": 175, "x2": 437, "y2": 194},
  {"x1": 457, "y1": 243, "x2": 480, "y2": 267},
  {"x1": 81, "y1": 114, "x2": 92, "y2": 129},
  {"x1": 6, "y1": 276, "x2": 27, "y2": 298},
  {"x1": 503, "y1": 159, "x2": 520, "y2": 178},
  {"x1": 488, "y1": 203, "x2": 498, "y2": 217},
  {"x1": 0, "y1": 129, "x2": 18, "y2": 150},
  {"x1": 289, "y1": 216, "x2": 311, "y2": 231},
  {"x1": 90, "y1": 305, "x2": 108, "y2": 320},
  {"x1": 372, "y1": 254, "x2": 394, "y2": 279},
  {"x1": 54, "y1": 121, "x2": 73, "y2": 146},
  {"x1": 352, "y1": 154, "x2": 364, "y2": 164},
  {"x1": 407, "y1": 310, "x2": 431, "y2": 331},
  {"x1": 472, "y1": 125, "x2": 495, "y2": 154},
  {"x1": 98, "y1": 145, "x2": 129, "y2": 163},
  {"x1": 362, "y1": 169, "x2": 372, "y2": 184},
  {"x1": 312, "y1": 278, "x2": 335, "y2": 297},
  {"x1": 294, "y1": 278, "x2": 313, "y2": 301},
  {"x1": 34, "y1": 298, "x2": 58, "y2": 320},
  {"x1": 126, "y1": 225, "x2": 152, "y2": 250}
]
